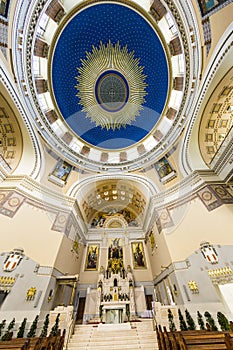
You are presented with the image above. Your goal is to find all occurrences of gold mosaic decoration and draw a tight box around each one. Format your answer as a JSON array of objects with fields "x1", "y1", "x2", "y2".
[{"x1": 75, "y1": 40, "x2": 147, "y2": 130}]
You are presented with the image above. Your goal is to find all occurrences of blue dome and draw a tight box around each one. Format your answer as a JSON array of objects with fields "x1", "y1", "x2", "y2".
[{"x1": 51, "y1": 2, "x2": 169, "y2": 150}]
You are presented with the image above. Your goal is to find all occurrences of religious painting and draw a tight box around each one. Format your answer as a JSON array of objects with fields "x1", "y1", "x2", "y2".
[
  {"x1": 90, "y1": 208, "x2": 138, "y2": 228},
  {"x1": 0, "y1": 0, "x2": 10, "y2": 18},
  {"x1": 131, "y1": 242, "x2": 146, "y2": 269},
  {"x1": 108, "y1": 238, "x2": 123, "y2": 260},
  {"x1": 107, "y1": 238, "x2": 124, "y2": 273},
  {"x1": 48, "y1": 159, "x2": 72, "y2": 187},
  {"x1": 85, "y1": 244, "x2": 99, "y2": 270},
  {"x1": 197, "y1": 0, "x2": 228, "y2": 16},
  {"x1": 154, "y1": 156, "x2": 176, "y2": 183}
]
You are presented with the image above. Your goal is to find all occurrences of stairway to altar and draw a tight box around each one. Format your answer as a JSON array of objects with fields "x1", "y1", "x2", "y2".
[{"x1": 66, "y1": 319, "x2": 159, "y2": 350}]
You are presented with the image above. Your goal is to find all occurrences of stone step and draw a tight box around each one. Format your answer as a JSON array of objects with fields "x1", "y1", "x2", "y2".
[
  {"x1": 71, "y1": 333, "x2": 157, "y2": 340},
  {"x1": 68, "y1": 344, "x2": 159, "y2": 349},
  {"x1": 67, "y1": 320, "x2": 159, "y2": 350},
  {"x1": 71, "y1": 332, "x2": 157, "y2": 339},
  {"x1": 69, "y1": 337, "x2": 157, "y2": 344},
  {"x1": 74, "y1": 324, "x2": 154, "y2": 331},
  {"x1": 68, "y1": 347, "x2": 159, "y2": 350}
]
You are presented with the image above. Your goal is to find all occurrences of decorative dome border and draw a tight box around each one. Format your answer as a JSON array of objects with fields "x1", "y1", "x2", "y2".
[{"x1": 21, "y1": 0, "x2": 198, "y2": 172}]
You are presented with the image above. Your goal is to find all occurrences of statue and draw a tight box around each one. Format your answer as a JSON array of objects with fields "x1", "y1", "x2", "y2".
[{"x1": 26, "y1": 287, "x2": 37, "y2": 300}]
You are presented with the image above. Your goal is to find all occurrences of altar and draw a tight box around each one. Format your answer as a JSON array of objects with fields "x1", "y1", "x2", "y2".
[
  {"x1": 83, "y1": 263, "x2": 148, "y2": 324},
  {"x1": 102, "y1": 301, "x2": 130, "y2": 324},
  {"x1": 83, "y1": 239, "x2": 140, "y2": 324}
]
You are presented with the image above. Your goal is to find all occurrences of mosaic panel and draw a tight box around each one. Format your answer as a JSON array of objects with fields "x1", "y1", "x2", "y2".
[{"x1": 0, "y1": 191, "x2": 25, "y2": 217}]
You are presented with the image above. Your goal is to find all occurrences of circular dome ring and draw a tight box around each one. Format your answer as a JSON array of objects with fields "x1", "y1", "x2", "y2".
[{"x1": 24, "y1": 0, "x2": 196, "y2": 172}]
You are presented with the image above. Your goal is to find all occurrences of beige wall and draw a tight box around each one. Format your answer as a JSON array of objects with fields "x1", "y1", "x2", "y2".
[
  {"x1": 54, "y1": 235, "x2": 85, "y2": 275},
  {"x1": 0, "y1": 203, "x2": 63, "y2": 267},
  {"x1": 146, "y1": 227, "x2": 172, "y2": 279},
  {"x1": 146, "y1": 200, "x2": 233, "y2": 279},
  {"x1": 209, "y1": 4, "x2": 233, "y2": 57},
  {"x1": 165, "y1": 200, "x2": 233, "y2": 261}
]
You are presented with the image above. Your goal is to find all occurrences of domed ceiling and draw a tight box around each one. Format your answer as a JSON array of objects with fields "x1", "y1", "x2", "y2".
[
  {"x1": 49, "y1": 2, "x2": 169, "y2": 150},
  {"x1": 26, "y1": 0, "x2": 192, "y2": 172}
]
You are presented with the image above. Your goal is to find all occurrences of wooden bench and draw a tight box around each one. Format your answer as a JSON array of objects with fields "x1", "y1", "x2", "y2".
[
  {"x1": 182, "y1": 333, "x2": 233, "y2": 350},
  {"x1": 0, "y1": 338, "x2": 30, "y2": 350},
  {"x1": 0, "y1": 329, "x2": 65, "y2": 350},
  {"x1": 174, "y1": 330, "x2": 233, "y2": 349},
  {"x1": 155, "y1": 325, "x2": 233, "y2": 350}
]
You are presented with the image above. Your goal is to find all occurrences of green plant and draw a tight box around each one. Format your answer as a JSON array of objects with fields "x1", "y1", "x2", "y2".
[
  {"x1": 178, "y1": 309, "x2": 188, "y2": 331},
  {"x1": 168, "y1": 309, "x2": 176, "y2": 331},
  {"x1": 17, "y1": 318, "x2": 27, "y2": 338},
  {"x1": 185, "y1": 309, "x2": 196, "y2": 330},
  {"x1": 197, "y1": 311, "x2": 205, "y2": 330},
  {"x1": 1, "y1": 318, "x2": 15, "y2": 341},
  {"x1": 0, "y1": 320, "x2": 6, "y2": 337},
  {"x1": 27, "y1": 315, "x2": 39, "y2": 338},
  {"x1": 40, "y1": 314, "x2": 49, "y2": 337},
  {"x1": 50, "y1": 313, "x2": 60, "y2": 336},
  {"x1": 204, "y1": 311, "x2": 218, "y2": 331},
  {"x1": 217, "y1": 311, "x2": 230, "y2": 331}
]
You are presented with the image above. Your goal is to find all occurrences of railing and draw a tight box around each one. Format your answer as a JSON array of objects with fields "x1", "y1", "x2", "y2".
[
  {"x1": 152, "y1": 309, "x2": 157, "y2": 331},
  {"x1": 64, "y1": 318, "x2": 76, "y2": 350}
]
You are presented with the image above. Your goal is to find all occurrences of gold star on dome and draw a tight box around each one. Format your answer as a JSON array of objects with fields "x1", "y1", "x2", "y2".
[{"x1": 75, "y1": 40, "x2": 147, "y2": 130}]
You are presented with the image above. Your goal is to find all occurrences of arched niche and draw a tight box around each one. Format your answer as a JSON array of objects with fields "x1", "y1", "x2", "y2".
[
  {"x1": 181, "y1": 23, "x2": 233, "y2": 174},
  {"x1": 0, "y1": 59, "x2": 43, "y2": 179},
  {"x1": 67, "y1": 173, "x2": 158, "y2": 228}
]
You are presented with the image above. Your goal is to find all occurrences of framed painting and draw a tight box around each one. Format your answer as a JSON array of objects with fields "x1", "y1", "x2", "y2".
[
  {"x1": 108, "y1": 238, "x2": 123, "y2": 260},
  {"x1": 85, "y1": 244, "x2": 99, "y2": 270},
  {"x1": 48, "y1": 159, "x2": 72, "y2": 187},
  {"x1": 131, "y1": 242, "x2": 146, "y2": 269},
  {"x1": 154, "y1": 156, "x2": 176, "y2": 183},
  {"x1": 0, "y1": 0, "x2": 10, "y2": 18},
  {"x1": 197, "y1": 0, "x2": 227, "y2": 16}
]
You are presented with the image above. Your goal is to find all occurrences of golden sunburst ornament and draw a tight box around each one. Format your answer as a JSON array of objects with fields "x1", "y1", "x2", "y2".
[{"x1": 75, "y1": 40, "x2": 147, "y2": 130}]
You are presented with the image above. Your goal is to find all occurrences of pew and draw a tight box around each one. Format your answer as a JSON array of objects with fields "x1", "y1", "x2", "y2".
[
  {"x1": 0, "y1": 338, "x2": 30, "y2": 350},
  {"x1": 0, "y1": 329, "x2": 65, "y2": 350},
  {"x1": 155, "y1": 325, "x2": 233, "y2": 350},
  {"x1": 177, "y1": 333, "x2": 233, "y2": 350}
]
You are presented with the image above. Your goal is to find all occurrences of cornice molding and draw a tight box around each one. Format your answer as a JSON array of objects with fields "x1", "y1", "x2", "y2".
[{"x1": 0, "y1": 169, "x2": 230, "y2": 242}]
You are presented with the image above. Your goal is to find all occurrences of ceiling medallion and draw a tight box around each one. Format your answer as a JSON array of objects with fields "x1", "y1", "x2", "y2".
[{"x1": 75, "y1": 40, "x2": 147, "y2": 130}]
